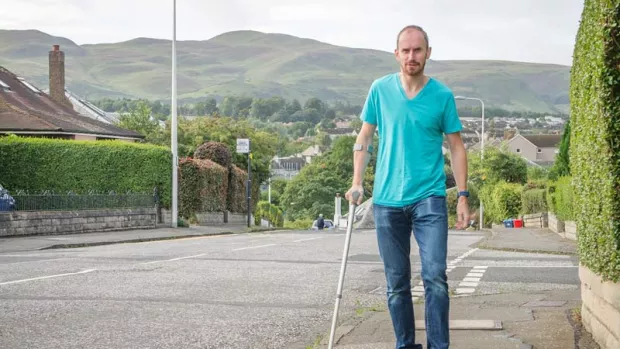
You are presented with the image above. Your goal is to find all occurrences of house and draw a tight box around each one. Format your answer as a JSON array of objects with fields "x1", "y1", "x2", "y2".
[
  {"x1": 505, "y1": 133, "x2": 562, "y2": 165},
  {"x1": 301, "y1": 144, "x2": 322, "y2": 163},
  {"x1": 0, "y1": 45, "x2": 142, "y2": 141},
  {"x1": 271, "y1": 155, "x2": 307, "y2": 179},
  {"x1": 324, "y1": 127, "x2": 357, "y2": 140}
]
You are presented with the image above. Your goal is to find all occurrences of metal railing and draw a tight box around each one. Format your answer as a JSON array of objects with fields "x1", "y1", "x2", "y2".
[{"x1": 7, "y1": 190, "x2": 156, "y2": 212}]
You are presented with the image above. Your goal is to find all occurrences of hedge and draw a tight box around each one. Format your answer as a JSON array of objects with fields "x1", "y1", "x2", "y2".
[
  {"x1": 521, "y1": 188, "x2": 547, "y2": 215},
  {"x1": 0, "y1": 135, "x2": 171, "y2": 207},
  {"x1": 480, "y1": 181, "x2": 523, "y2": 225},
  {"x1": 569, "y1": 0, "x2": 620, "y2": 282},
  {"x1": 254, "y1": 201, "x2": 284, "y2": 227},
  {"x1": 194, "y1": 141, "x2": 232, "y2": 168},
  {"x1": 178, "y1": 158, "x2": 228, "y2": 219},
  {"x1": 554, "y1": 177, "x2": 574, "y2": 221}
]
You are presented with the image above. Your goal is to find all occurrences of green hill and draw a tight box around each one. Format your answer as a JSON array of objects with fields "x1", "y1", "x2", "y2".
[{"x1": 0, "y1": 29, "x2": 571, "y2": 113}]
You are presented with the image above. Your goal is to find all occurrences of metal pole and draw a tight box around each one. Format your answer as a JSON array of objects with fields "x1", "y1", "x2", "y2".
[
  {"x1": 171, "y1": 0, "x2": 178, "y2": 228},
  {"x1": 247, "y1": 148, "x2": 252, "y2": 228},
  {"x1": 479, "y1": 98, "x2": 485, "y2": 229}
]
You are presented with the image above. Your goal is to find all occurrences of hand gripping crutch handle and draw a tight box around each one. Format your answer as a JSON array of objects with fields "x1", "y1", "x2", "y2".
[{"x1": 327, "y1": 191, "x2": 360, "y2": 349}]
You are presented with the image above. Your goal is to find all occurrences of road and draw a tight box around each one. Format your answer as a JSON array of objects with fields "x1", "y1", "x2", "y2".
[{"x1": 0, "y1": 228, "x2": 579, "y2": 349}]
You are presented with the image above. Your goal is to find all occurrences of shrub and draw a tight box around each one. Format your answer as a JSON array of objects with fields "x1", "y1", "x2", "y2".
[
  {"x1": 554, "y1": 177, "x2": 574, "y2": 221},
  {"x1": 569, "y1": 0, "x2": 620, "y2": 281},
  {"x1": 546, "y1": 180, "x2": 557, "y2": 213},
  {"x1": 447, "y1": 182, "x2": 480, "y2": 217},
  {"x1": 227, "y1": 165, "x2": 248, "y2": 213},
  {"x1": 178, "y1": 158, "x2": 228, "y2": 219},
  {"x1": 0, "y1": 135, "x2": 171, "y2": 207},
  {"x1": 480, "y1": 181, "x2": 523, "y2": 225},
  {"x1": 284, "y1": 218, "x2": 313, "y2": 230},
  {"x1": 193, "y1": 141, "x2": 232, "y2": 168},
  {"x1": 521, "y1": 188, "x2": 547, "y2": 214},
  {"x1": 254, "y1": 201, "x2": 284, "y2": 227}
]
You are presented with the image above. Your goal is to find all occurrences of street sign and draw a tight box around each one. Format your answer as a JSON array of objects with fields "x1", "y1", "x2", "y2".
[{"x1": 236, "y1": 138, "x2": 250, "y2": 153}]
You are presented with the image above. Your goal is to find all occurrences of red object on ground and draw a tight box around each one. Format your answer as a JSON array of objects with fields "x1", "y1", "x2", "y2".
[{"x1": 513, "y1": 219, "x2": 523, "y2": 228}]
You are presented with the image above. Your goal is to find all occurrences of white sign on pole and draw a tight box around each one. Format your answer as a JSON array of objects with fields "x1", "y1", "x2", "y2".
[{"x1": 236, "y1": 138, "x2": 250, "y2": 153}]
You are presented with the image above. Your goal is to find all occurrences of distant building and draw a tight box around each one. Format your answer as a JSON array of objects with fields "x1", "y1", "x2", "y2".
[
  {"x1": 271, "y1": 155, "x2": 307, "y2": 179},
  {"x1": 505, "y1": 133, "x2": 562, "y2": 166},
  {"x1": 0, "y1": 45, "x2": 142, "y2": 141},
  {"x1": 324, "y1": 127, "x2": 357, "y2": 140}
]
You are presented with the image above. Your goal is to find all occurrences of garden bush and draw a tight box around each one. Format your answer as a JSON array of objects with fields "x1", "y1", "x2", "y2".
[
  {"x1": 193, "y1": 141, "x2": 233, "y2": 168},
  {"x1": 0, "y1": 135, "x2": 171, "y2": 207},
  {"x1": 254, "y1": 201, "x2": 284, "y2": 227},
  {"x1": 480, "y1": 181, "x2": 523, "y2": 225},
  {"x1": 569, "y1": 0, "x2": 620, "y2": 281},
  {"x1": 554, "y1": 177, "x2": 574, "y2": 221},
  {"x1": 178, "y1": 158, "x2": 228, "y2": 219},
  {"x1": 521, "y1": 188, "x2": 547, "y2": 215}
]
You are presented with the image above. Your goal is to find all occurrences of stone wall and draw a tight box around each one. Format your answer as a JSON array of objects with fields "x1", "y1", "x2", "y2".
[
  {"x1": 523, "y1": 212, "x2": 547, "y2": 229},
  {"x1": 0, "y1": 208, "x2": 156, "y2": 237},
  {"x1": 580, "y1": 264, "x2": 620, "y2": 349},
  {"x1": 564, "y1": 220, "x2": 577, "y2": 240},
  {"x1": 548, "y1": 213, "x2": 565, "y2": 234}
]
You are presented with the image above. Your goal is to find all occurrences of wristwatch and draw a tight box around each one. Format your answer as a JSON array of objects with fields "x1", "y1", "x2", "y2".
[
  {"x1": 353, "y1": 143, "x2": 374, "y2": 154},
  {"x1": 457, "y1": 190, "x2": 470, "y2": 198}
]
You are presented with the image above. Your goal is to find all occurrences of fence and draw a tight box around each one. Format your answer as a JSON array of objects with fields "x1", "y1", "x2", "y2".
[{"x1": 6, "y1": 190, "x2": 156, "y2": 212}]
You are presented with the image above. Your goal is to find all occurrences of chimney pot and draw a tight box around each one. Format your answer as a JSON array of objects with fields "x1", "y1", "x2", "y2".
[{"x1": 53, "y1": 45, "x2": 59, "y2": 51}]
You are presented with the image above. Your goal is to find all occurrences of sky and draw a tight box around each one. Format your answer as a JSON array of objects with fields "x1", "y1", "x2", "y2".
[{"x1": 0, "y1": 0, "x2": 584, "y2": 66}]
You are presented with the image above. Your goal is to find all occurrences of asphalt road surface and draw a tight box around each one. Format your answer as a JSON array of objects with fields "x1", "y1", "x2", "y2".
[{"x1": 0, "y1": 228, "x2": 579, "y2": 349}]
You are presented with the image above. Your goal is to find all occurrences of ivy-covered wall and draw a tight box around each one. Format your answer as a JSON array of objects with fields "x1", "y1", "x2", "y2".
[{"x1": 569, "y1": 0, "x2": 620, "y2": 282}]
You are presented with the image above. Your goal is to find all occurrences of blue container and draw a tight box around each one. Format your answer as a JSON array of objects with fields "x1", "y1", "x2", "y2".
[{"x1": 503, "y1": 219, "x2": 514, "y2": 228}]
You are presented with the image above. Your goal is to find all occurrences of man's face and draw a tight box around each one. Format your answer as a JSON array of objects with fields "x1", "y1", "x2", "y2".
[{"x1": 395, "y1": 29, "x2": 431, "y2": 77}]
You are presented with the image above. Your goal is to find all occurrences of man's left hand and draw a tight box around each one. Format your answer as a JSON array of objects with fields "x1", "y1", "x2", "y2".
[{"x1": 455, "y1": 197, "x2": 470, "y2": 230}]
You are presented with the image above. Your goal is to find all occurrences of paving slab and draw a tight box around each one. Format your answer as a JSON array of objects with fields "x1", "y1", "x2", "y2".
[{"x1": 477, "y1": 227, "x2": 577, "y2": 255}]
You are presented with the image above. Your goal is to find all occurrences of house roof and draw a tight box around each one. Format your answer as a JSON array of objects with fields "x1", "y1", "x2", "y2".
[
  {"x1": 325, "y1": 127, "x2": 356, "y2": 135},
  {"x1": 521, "y1": 134, "x2": 562, "y2": 148},
  {"x1": 0, "y1": 66, "x2": 142, "y2": 139}
]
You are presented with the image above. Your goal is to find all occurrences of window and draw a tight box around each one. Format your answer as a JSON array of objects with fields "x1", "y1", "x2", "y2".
[
  {"x1": 516, "y1": 148, "x2": 521, "y2": 153},
  {"x1": 537, "y1": 148, "x2": 542, "y2": 153},
  {"x1": 17, "y1": 77, "x2": 41, "y2": 95}
]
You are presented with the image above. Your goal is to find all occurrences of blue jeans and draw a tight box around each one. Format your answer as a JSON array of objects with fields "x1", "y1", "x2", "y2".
[{"x1": 373, "y1": 195, "x2": 450, "y2": 349}]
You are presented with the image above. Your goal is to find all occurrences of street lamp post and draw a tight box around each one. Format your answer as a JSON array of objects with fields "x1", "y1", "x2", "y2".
[
  {"x1": 171, "y1": 0, "x2": 178, "y2": 227},
  {"x1": 455, "y1": 96, "x2": 485, "y2": 229}
]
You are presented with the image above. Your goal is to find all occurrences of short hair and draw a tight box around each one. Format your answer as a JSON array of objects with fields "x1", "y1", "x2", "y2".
[{"x1": 396, "y1": 25, "x2": 429, "y2": 49}]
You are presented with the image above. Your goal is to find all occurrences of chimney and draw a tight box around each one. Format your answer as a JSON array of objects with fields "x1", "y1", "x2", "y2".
[
  {"x1": 49, "y1": 45, "x2": 72, "y2": 107},
  {"x1": 504, "y1": 128, "x2": 517, "y2": 140}
]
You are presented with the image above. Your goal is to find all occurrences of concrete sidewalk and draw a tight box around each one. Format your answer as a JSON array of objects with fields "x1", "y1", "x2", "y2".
[
  {"x1": 315, "y1": 227, "x2": 596, "y2": 349},
  {"x1": 0, "y1": 224, "x2": 261, "y2": 253}
]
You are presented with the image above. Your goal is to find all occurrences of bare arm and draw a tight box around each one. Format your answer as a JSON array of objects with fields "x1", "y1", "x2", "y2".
[
  {"x1": 352, "y1": 122, "x2": 376, "y2": 186},
  {"x1": 446, "y1": 132, "x2": 468, "y2": 191},
  {"x1": 446, "y1": 132, "x2": 469, "y2": 229}
]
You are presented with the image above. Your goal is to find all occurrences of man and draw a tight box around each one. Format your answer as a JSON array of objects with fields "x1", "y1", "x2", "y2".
[
  {"x1": 317, "y1": 213, "x2": 325, "y2": 230},
  {"x1": 345, "y1": 25, "x2": 469, "y2": 349}
]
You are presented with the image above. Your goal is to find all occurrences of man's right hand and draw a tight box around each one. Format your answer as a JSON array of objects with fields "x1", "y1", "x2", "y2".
[{"x1": 345, "y1": 184, "x2": 364, "y2": 205}]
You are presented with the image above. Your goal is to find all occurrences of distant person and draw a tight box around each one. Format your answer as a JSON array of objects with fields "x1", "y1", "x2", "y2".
[
  {"x1": 345, "y1": 24, "x2": 470, "y2": 349},
  {"x1": 316, "y1": 214, "x2": 325, "y2": 230}
]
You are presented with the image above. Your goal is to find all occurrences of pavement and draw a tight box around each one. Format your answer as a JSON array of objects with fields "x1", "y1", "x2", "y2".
[
  {"x1": 0, "y1": 223, "x2": 599, "y2": 349},
  {"x1": 314, "y1": 226, "x2": 597, "y2": 349},
  {"x1": 0, "y1": 224, "x2": 257, "y2": 253}
]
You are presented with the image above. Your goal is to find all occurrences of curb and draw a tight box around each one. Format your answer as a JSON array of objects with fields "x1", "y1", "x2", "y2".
[{"x1": 39, "y1": 231, "x2": 237, "y2": 250}]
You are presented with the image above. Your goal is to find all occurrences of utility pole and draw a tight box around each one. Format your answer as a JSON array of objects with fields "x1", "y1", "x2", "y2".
[{"x1": 170, "y1": 0, "x2": 178, "y2": 228}]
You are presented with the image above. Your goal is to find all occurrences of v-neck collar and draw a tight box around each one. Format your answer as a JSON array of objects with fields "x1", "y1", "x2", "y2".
[{"x1": 396, "y1": 73, "x2": 432, "y2": 102}]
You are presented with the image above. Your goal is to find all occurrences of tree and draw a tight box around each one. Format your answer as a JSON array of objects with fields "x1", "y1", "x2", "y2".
[
  {"x1": 116, "y1": 101, "x2": 163, "y2": 143},
  {"x1": 551, "y1": 120, "x2": 571, "y2": 178}
]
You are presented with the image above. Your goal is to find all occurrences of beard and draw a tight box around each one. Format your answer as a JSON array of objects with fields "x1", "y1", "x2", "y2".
[{"x1": 402, "y1": 59, "x2": 426, "y2": 76}]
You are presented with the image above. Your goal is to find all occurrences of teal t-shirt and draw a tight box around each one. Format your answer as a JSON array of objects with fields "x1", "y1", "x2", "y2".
[{"x1": 360, "y1": 73, "x2": 462, "y2": 207}]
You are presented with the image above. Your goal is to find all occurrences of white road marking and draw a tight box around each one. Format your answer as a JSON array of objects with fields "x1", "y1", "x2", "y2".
[
  {"x1": 140, "y1": 253, "x2": 207, "y2": 265},
  {"x1": 0, "y1": 269, "x2": 96, "y2": 286},
  {"x1": 463, "y1": 277, "x2": 481, "y2": 282},
  {"x1": 455, "y1": 287, "x2": 476, "y2": 294},
  {"x1": 459, "y1": 282, "x2": 479, "y2": 287},
  {"x1": 474, "y1": 266, "x2": 488, "y2": 269},
  {"x1": 412, "y1": 286, "x2": 424, "y2": 292},
  {"x1": 293, "y1": 237, "x2": 324, "y2": 242},
  {"x1": 232, "y1": 244, "x2": 277, "y2": 251}
]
